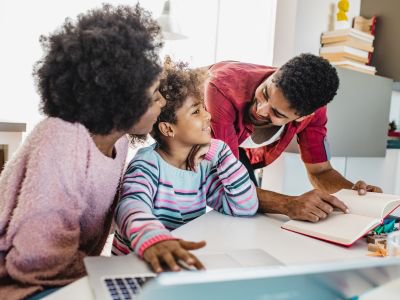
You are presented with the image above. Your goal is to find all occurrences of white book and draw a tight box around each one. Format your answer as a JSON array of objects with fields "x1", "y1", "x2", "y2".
[
  {"x1": 330, "y1": 60, "x2": 376, "y2": 71},
  {"x1": 332, "y1": 64, "x2": 376, "y2": 75},
  {"x1": 321, "y1": 37, "x2": 374, "y2": 52},
  {"x1": 281, "y1": 189, "x2": 400, "y2": 246},
  {"x1": 322, "y1": 28, "x2": 374, "y2": 43},
  {"x1": 320, "y1": 46, "x2": 369, "y2": 58}
]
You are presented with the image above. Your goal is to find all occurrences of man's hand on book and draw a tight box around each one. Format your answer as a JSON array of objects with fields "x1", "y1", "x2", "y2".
[
  {"x1": 286, "y1": 189, "x2": 350, "y2": 223},
  {"x1": 352, "y1": 180, "x2": 383, "y2": 195}
]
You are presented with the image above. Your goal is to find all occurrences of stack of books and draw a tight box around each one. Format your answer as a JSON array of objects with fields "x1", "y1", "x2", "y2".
[{"x1": 320, "y1": 28, "x2": 376, "y2": 75}]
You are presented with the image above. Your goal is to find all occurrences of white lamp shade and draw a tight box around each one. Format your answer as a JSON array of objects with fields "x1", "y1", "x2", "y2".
[{"x1": 156, "y1": 0, "x2": 187, "y2": 40}]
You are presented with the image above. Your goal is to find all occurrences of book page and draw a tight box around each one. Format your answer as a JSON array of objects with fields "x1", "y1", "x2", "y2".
[
  {"x1": 282, "y1": 212, "x2": 379, "y2": 245},
  {"x1": 333, "y1": 189, "x2": 400, "y2": 219}
]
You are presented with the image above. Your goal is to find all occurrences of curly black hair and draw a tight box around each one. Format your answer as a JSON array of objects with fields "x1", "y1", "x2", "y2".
[
  {"x1": 152, "y1": 57, "x2": 205, "y2": 147},
  {"x1": 33, "y1": 4, "x2": 163, "y2": 135},
  {"x1": 272, "y1": 53, "x2": 339, "y2": 116}
]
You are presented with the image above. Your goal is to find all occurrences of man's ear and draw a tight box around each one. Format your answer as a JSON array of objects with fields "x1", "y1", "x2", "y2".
[
  {"x1": 158, "y1": 122, "x2": 175, "y2": 138},
  {"x1": 295, "y1": 112, "x2": 315, "y2": 122}
]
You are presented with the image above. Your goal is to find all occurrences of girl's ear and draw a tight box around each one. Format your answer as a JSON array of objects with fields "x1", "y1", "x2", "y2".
[{"x1": 158, "y1": 122, "x2": 175, "y2": 138}]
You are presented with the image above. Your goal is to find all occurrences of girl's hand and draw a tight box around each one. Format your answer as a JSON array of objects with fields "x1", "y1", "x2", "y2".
[
  {"x1": 187, "y1": 144, "x2": 211, "y2": 172},
  {"x1": 142, "y1": 239, "x2": 206, "y2": 273}
]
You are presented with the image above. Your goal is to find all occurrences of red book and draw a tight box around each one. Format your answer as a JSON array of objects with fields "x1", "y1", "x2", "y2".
[{"x1": 281, "y1": 189, "x2": 400, "y2": 247}]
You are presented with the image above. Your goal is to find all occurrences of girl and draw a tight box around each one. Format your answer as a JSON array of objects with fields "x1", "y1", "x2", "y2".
[{"x1": 112, "y1": 60, "x2": 258, "y2": 273}]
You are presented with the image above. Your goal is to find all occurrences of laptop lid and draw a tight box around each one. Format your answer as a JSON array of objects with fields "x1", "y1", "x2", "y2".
[
  {"x1": 137, "y1": 257, "x2": 400, "y2": 300},
  {"x1": 84, "y1": 248, "x2": 282, "y2": 300}
]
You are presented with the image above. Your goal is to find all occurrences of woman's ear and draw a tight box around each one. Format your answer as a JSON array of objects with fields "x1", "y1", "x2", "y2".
[{"x1": 158, "y1": 122, "x2": 175, "y2": 138}]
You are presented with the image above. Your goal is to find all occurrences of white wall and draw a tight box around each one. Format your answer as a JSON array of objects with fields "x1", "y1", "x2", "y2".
[
  {"x1": 263, "y1": 150, "x2": 400, "y2": 195},
  {"x1": 0, "y1": 0, "x2": 167, "y2": 133},
  {"x1": 272, "y1": 0, "x2": 361, "y2": 66},
  {"x1": 215, "y1": 0, "x2": 276, "y2": 65},
  {"x1": 389, "y1": 91, "x2": 400, "y2": 126},
  {"x1": 271, "y1": 0, "x2": 298, "y2": 67},
  {"x1": 0, "y1": 0, "x2": 277, "y2": 135},
  {"x1": 159, "y1": 0, "x2": 219, "y2": 67},
  {"x1": 162, "y1": 0, "x2": 277, "y2": 67}
]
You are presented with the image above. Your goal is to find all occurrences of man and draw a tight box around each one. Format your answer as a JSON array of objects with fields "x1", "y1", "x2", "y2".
[{"x1": 204, "y1": 53, "x2": 382, "y2": 223}]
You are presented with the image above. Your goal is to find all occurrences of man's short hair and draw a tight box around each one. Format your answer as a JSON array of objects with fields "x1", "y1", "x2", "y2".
[{"x1": 272, "y1": 53, "x2": 339, "y2": 116}]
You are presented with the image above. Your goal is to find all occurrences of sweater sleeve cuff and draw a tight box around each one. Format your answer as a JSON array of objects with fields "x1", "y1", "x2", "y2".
[
  {"x1": 204, "y1": 139, "x2": 221, "y2": 161},
  {"x1": 136, "y1": 234, "x2": 178, "y2": 257}
]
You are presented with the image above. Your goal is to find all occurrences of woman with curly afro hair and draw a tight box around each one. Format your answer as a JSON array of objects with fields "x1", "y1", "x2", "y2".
[{"x1": 0, "y1": 4, "x2": 185, "y2": 299}]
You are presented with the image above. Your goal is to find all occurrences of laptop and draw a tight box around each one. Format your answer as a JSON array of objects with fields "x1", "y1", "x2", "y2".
[
  {"x1": 84, "y1": 248, "x2": 283, "y2": 300},
  {"x1": 135, "y1": 258, "x2": 400, "y2": 300}
]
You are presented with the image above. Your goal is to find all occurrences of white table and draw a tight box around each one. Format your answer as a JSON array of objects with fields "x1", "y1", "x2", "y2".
[{"x1": 46, "y1": 211, "x2": 400, "y2": 299}]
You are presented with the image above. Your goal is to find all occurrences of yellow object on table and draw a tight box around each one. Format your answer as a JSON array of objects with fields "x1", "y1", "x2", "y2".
[{"x1": 367, "y1": 247, "x2": 388, "y2": 257}]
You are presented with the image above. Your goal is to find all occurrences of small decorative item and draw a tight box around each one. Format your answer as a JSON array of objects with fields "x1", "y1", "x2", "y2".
[
  {"x1": 353, "y1": 15, "x2": 377, "y2": 35},
  {"x1": 335, "y1": 0, "x2": 350, "y2": 29},
  {"x1": 389, "y1": 120, "x2": 397, "y2": 132},
  {"x1": 337, "y1": 0, "x2": 349, "y2": 21},
  {"x1": 366, "y1": 233, "x2": 388, "y2": 257},
  {"x1": 366, "y1": 218, "x2": 399, "y2": 257}
]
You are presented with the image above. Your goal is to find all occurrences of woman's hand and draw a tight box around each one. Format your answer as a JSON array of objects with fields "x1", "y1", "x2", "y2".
[
  {"x1": 187, "y1": 144, "x2": 211, "y2": 171},
  {"x1": 143, "y1": 239, "x2": 206, "y2": 273}
]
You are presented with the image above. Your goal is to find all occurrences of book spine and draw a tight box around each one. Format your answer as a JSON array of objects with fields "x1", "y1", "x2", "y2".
[
  {"x1": 321, "y1": 40, "x2": 374, "y2": 52},
  {"x1": 333, "y1": 65, "x2": 376, "y2": 75},
  {"x1": 322, "y1": 29, "x2": 374, "y2": 41},
  {"x1": 321, "y1": 53, "x2": 369, "y2": 64}
]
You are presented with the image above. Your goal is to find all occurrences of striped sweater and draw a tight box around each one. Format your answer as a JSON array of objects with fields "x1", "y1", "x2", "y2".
[{"x1": 112, "y1": 139, "x2": 258, "y2": 256}]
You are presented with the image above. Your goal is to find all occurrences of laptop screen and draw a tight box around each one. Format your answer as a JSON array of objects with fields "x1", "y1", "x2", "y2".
[{"x1": 137, "y1": 258, "x2": 400, "y2": 300}]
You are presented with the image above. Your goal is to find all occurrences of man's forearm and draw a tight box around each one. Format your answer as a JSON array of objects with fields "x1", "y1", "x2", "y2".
[
  {"x1": 308, "y1": 168, "x2": 353, "y2": 194},
  {"x1": 256, "y1": 188, "x2": 292, "y2": 214},
  {"x1": 256, "y1": 184, "x2": 350, "y2": 221}
]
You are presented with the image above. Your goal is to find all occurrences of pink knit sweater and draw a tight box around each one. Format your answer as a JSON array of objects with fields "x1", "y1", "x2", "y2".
[{"x1": 0, "y1": 118, "x2": 128, "y2": 300}]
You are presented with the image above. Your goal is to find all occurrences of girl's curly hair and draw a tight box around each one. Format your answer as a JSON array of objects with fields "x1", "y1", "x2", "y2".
[
  {"x1": 33, "y1": 4, "x2": 163, "y2": 134},
  {"x1": 152, "y1": 57, "x2": 206, "y2": 147}
]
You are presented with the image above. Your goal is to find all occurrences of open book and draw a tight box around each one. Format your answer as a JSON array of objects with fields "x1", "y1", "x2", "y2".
[{"x1": 281, "y1": 189, "x2": 400, "y2": 246}]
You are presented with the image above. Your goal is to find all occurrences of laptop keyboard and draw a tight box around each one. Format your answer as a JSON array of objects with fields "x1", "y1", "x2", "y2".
[{"x1": 103, "y1": 276, "x2": 155, "y2": 300}]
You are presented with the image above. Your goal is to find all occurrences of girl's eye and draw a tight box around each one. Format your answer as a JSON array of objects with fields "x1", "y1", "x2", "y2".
[{"x1": 193, "y1": 109, "x2": 200, "y2": 114}]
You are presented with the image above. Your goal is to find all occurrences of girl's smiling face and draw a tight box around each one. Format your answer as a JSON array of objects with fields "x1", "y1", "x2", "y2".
[{"x1": 172, "y1": 96, "x2": 211, "y2": 146}]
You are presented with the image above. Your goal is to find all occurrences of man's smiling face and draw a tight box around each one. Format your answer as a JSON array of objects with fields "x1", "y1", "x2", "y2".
[{"x1": 250, "y1": 74, "x2": 304, "y2": 126}]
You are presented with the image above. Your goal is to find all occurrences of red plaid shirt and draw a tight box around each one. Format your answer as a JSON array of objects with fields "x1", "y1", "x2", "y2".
[{"x1": 205, "y1": 61, "x2": 330, "y2": 168}]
